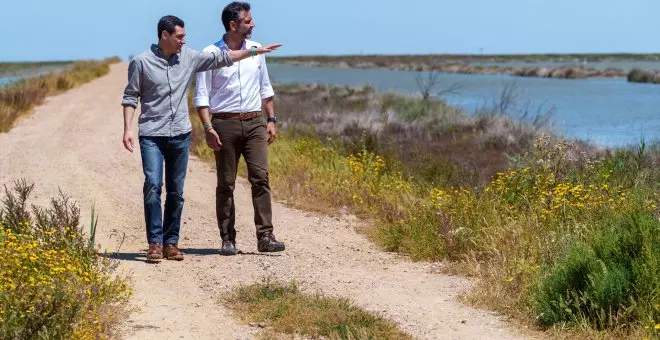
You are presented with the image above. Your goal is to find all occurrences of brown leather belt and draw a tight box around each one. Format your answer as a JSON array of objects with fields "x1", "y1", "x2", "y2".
[{"x1": 212, "y1": 111, "x2": 262, "y2": 120}]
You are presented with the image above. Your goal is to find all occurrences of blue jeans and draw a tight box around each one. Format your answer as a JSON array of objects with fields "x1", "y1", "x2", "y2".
[{"x1": 139, "y1": 132, "x2": 190, "y2": 245}]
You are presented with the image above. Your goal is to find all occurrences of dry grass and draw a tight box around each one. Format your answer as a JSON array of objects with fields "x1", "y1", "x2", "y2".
[
  {"x1": 0, "y1": 57, "x2": 120, "y2": 132},
  {"x1": 222, "y1": 280, "x2": 411, "y2": 340}
]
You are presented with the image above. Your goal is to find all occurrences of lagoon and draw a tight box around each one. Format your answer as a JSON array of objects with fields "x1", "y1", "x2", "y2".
[{"x1": 268, "y1": 63, "x2": 660, "y2": 147}]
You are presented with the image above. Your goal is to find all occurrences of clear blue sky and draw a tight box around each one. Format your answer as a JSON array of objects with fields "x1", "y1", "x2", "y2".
[{"x1": 2, "y1": 0, "x2": 659, "y2": 61}]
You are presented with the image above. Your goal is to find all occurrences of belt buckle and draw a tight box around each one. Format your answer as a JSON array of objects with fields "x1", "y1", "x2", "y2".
[{"x1": 239, "y1": 112, "x2": 245, "y2": 120}]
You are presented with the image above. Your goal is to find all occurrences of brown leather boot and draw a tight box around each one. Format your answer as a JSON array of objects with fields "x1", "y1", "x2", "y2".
[
  {"x1": 163, "y1": 244, "x2": 184, "y2": 261},
  {"x1": 147, "y1": 243, "x2": 163, "y2": 261}
]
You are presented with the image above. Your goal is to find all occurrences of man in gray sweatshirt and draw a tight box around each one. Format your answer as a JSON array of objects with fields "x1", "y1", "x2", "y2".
[{"x1": 121, "y1": 15, "x2": 280, "y2": 261}]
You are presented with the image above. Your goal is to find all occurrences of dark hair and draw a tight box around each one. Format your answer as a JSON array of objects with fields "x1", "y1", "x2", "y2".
[
  {"x1": 221, "y1": 2, "x2": 251, "y2": 31},
  {"x1": 157, "y1": 15, "x2": 185, "y2": 39}
]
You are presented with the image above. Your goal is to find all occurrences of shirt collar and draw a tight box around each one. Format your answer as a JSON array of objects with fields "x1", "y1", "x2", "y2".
[
  {"x1": 150, "y1": 44, "x2": 161, "y2": 56},
  {"x1": 151, "y1": 44, "x2": 179, "y2": 61},
  {"x1": 214, "y1": 35, "x2": 247, "y2": 50}
]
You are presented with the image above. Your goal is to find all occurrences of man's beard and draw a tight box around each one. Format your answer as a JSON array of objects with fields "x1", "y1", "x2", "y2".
[{"x1": 241, "y1": 29, "x2": 252, "y2": 39}]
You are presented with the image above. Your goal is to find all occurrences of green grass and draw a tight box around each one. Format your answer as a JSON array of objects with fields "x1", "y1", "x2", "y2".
[
  {"x1": 379, "y1": 92, "x2": 462, "y2": 121},
  {"x1": 222, "y1": 280, "x2": 411, "y2": 340}
]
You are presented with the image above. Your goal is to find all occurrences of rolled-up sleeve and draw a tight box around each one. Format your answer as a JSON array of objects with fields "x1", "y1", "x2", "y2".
[
  {"x1": 259, "y1": 55, "x2": 275, "y2": 99},
  {"x1": 194, "y1": 69, "x2": 212, "y2": 108},
  {"x1": 121, "y1": 58, "x2": 141, "y2": 108},
  {"x1": 194, "y1": 49, "x2": 234, "y2": 73}
]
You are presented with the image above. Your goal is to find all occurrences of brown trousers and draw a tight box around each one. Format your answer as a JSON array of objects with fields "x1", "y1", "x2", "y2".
[{"x1": 211, "y1": 114, "x2": 273, "y2": 241}]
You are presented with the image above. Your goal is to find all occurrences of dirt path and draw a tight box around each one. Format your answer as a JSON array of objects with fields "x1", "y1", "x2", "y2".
[{"x1": 0, "y1": 63, "x2": 532, "y2": 339}]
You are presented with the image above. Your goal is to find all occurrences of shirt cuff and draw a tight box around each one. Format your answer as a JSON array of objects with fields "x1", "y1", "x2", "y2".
[
  {"x1": 121, "y1": 100, "x2": 138, "y2": 109},
  {"x1": 260, "y1": 88, "x2": 275, "y2": 100},
  {"x1": 194, "y1": 96, "x2": 210, "y2": 108}
]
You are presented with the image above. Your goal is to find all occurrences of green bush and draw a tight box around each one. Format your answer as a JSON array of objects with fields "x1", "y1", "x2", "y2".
[
  {"x1": 0, "y1": 180, "x2": 132, "y2": 339},
  {"x1": 380, "y1": 93, "x2": 454, "y2": 121},
  {"x1": 628, "y1": 68, "x2": 660, "y2": 84},
  {"x1": 534, "y1": 212, "x2": 659, "y2": 330}
]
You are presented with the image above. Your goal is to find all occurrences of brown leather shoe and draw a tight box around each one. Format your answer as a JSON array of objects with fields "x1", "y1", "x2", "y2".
[
  {"x1": 163, "y1": 244, "x2": 184, "y2": 261},
  {"x1": 147, "y1": 243, "x2": 163, "y2": 261}
]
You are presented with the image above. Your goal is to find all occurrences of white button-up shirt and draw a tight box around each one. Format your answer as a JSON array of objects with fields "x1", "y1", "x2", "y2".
[{"x1": 194, "y1": 38, "x2": 274, "y2": 113}]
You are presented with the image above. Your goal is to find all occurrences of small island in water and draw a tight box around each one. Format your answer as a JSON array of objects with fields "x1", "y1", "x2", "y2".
[{"x1": 271, "y1": 53, "x2": 660, "y2": 84}]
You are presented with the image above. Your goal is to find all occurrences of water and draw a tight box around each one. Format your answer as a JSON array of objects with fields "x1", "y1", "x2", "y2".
[
  {"x1": 0, "y1": 75, "x2": 27, "y2": 86},
  {"x1": 268, "y1": 63, "x2": 660, "y2": 147},
  {"x1": 0, "y1": 77, "x2": 15, "y2": 86},
  {"x1": 0, "y1": 65, "x2": 68, "y2": 87}
]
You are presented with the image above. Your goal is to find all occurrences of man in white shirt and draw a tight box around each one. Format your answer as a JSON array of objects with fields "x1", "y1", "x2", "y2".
[{"x1": 194, "y1": 1, "x2": 284, "y2": 255}]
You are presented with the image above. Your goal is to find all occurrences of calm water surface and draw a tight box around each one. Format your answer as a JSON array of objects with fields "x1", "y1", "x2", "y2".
[
  {"x1": 0, "y1": 65, "x2": 68, "y2": 86},
  {"x1": 269, "y1": 63, "x2": 660, "y2": 147}
]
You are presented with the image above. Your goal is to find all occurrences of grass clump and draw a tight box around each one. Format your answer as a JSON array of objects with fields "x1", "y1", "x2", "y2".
[
  {"x1": 223, "y1": 280, "x2": 411, "y2": 340},
  {"x1": 0, "y1": 179, "x2": 132, "y2": 340},
  {"x1": 380, "y1": 92, "x2": 462, "y2": 122}
]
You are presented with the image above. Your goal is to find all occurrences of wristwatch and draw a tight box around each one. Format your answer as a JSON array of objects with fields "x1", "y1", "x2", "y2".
[{"x1": 267, "y1": 116, "x2": 278, "y2": 123}]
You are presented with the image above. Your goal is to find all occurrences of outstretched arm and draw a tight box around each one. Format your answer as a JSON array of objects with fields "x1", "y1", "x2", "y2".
[{"x1": 194, "y1": 44, "x2": 283, "y2": 72}]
